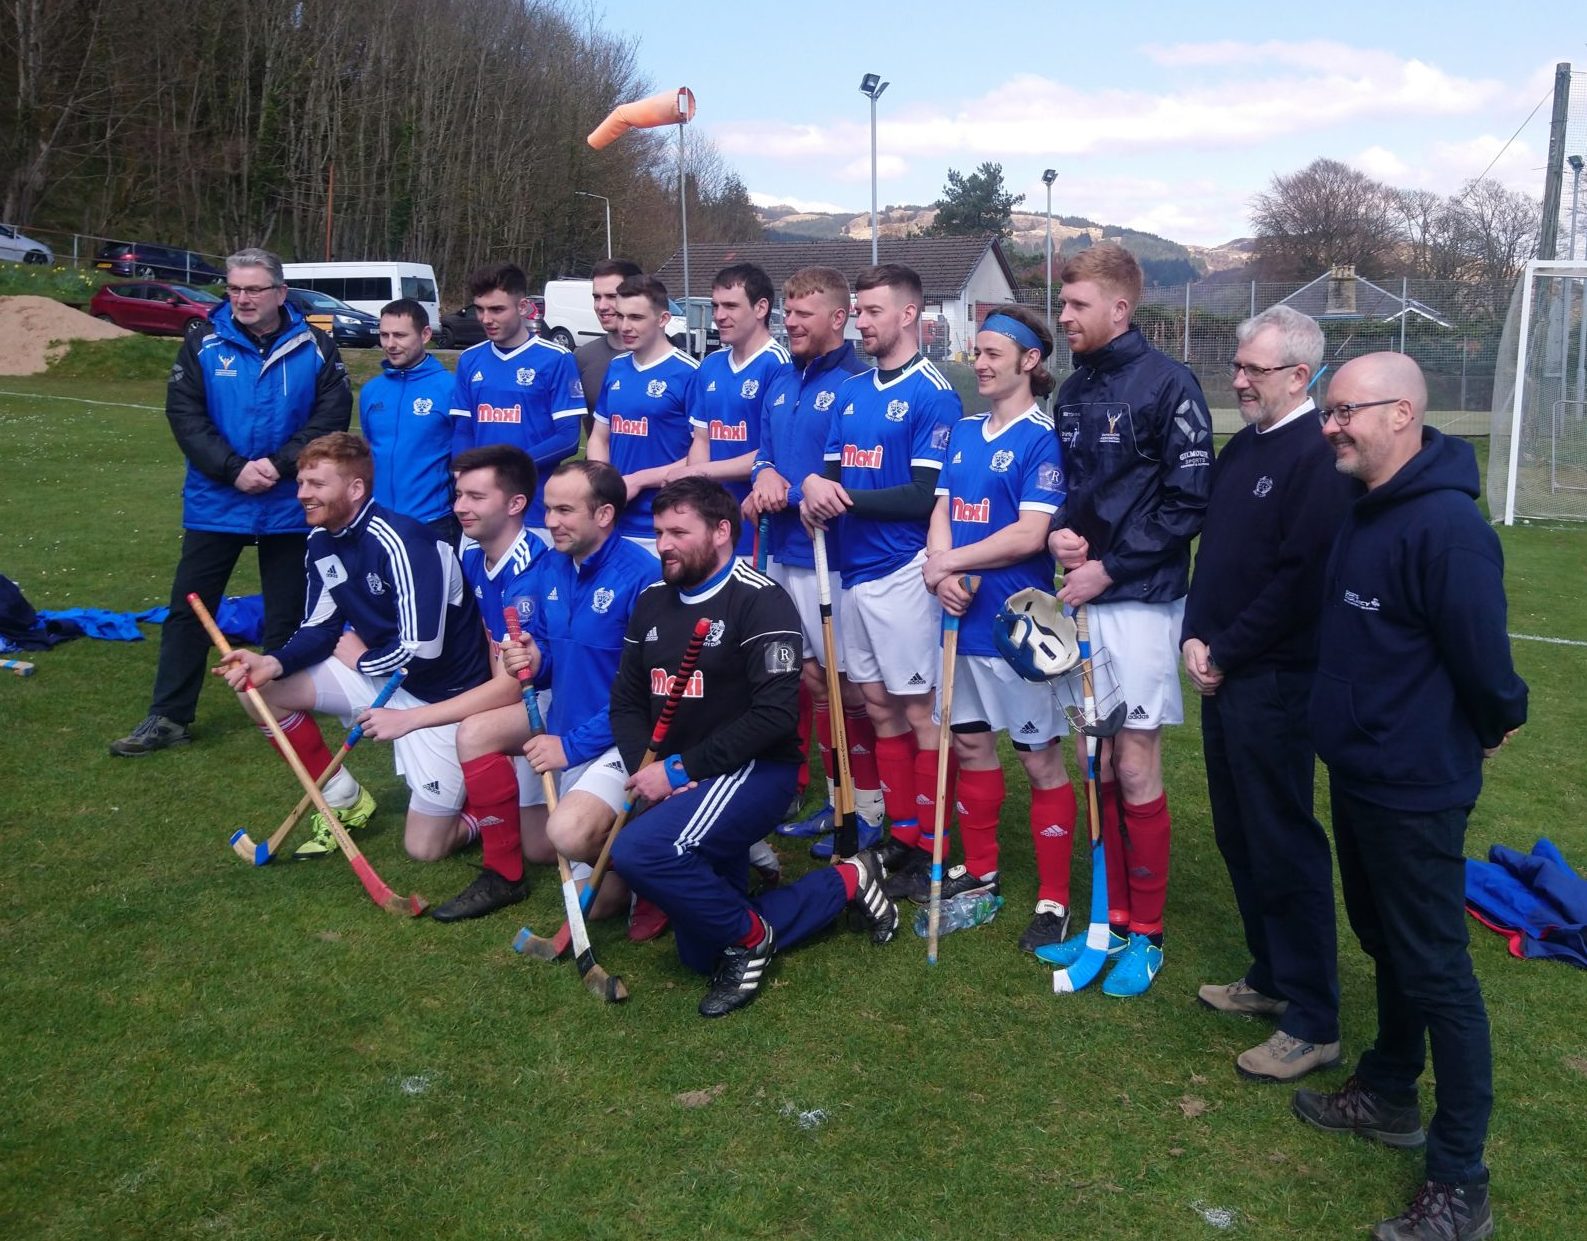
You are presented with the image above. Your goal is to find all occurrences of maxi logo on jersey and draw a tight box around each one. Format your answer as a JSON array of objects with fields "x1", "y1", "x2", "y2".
[
  {"x1": 611, "y1": 414, "x2": 649, "y2": 436},
  {"x1": 841, "y1": 443, "x2": 884, "y2": 469},
  {"x1": 709, "y1": 419, "x2": 748, "y2": 442},
  {"x1": 651, "y1": 668, "x2": 705, "y2": 698},
  {"x1": 477, "y1": 402, "x2": 523, "y2": 423},
  {"x1": 952, "y1": 497, "x2": 992, "y2": 523}
]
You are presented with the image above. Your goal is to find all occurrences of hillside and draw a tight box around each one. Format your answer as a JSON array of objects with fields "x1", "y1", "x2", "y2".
[{"x1": 756, "y1": 203, "x2": 1255, "y2": 284}]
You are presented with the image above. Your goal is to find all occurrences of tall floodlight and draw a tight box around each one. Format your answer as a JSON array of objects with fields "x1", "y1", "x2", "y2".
[
  {"x1": 1042, "y1": 169, "x2": 1058, "y2": 332},
  {"x1": 860, "y1": 73, "x2": 889, "y2": 266},
  {"x1": 574, "y1": 192, "x2": 612, "y2": 259}
]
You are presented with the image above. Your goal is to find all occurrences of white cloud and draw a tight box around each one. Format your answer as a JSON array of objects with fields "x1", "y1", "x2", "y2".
[
  {"x1": 1430, "y1": 136, "x2": 1543, "y2": 194},
  {"x1": 1355, "y1": 144, "x2": 1409, "y2": 180},
  {"x1": 748, "y1": 190, "x2": 852, "y2": 214}
]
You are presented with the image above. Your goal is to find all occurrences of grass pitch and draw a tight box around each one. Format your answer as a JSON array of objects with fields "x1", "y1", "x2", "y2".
[{"x1": 2, "y1": 343, "x2": 1585, "y2": 1240}]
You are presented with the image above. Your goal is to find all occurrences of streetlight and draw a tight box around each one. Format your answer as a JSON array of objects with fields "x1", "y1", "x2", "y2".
[
  {"x1": 574, "y1": 191, "x2": 611, "y2": 259},
  {"x1": 859, "y1": 72, "x2": 889, "y2": 266},
  {"x1": 1042, "y1": 169, "x2": 1058, "y2": 333}
]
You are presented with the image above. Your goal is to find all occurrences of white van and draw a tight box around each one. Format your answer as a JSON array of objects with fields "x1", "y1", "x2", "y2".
[
  {"x1": 542, "y1": 277, "x2": 699, "y2": 354},
  {"x1": 280, "y1": 262, "x2": 440, "y2": 331}
]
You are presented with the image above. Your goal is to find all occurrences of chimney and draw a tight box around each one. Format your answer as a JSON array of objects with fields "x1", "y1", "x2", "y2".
[{"x1": 1325, "y1": 265, "x2": 1357, "y2": 316}]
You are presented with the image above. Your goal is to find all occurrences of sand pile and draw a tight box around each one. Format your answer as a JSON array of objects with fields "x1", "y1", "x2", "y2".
[{"x1": 0, "y1": 295, "x2": 132, "y2": 375}]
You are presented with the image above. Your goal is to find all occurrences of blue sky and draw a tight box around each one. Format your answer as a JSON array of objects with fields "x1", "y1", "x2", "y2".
[{"x1": 591, "y1": 1, "x2": 1580, "y2": 245}]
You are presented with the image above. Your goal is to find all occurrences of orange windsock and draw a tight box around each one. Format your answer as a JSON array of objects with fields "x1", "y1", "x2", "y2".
[{"x1": 587, "y1": 87, "x2": 696, "y2": 150}]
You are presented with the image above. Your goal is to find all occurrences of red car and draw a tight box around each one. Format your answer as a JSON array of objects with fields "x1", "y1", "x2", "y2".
[{"x1": 89, "y1": 280, "x2": 221, "y2": 338}]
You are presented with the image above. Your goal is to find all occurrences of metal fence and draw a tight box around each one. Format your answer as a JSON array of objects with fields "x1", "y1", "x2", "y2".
[
  {"x1": 1007, "y1": 276, "x2": 1506, "y2": 436},
  {"x1": 1, "y1": 223, "x2": 228, "y2": 280}
]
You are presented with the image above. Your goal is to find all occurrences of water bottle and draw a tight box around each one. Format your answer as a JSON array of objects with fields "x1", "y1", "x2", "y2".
[{"x1": 913, "y1": 891, "x2": 1004, "y2": 938}]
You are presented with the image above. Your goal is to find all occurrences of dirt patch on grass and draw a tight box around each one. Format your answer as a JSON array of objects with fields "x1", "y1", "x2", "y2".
[{"x1": 0, "y1": 295, "x2": 130, "y2": 375}]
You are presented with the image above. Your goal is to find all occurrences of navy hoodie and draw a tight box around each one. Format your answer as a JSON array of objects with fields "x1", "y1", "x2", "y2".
[{"x1": 1310, "y1": 428, "x2": 1527, "y2": 811}]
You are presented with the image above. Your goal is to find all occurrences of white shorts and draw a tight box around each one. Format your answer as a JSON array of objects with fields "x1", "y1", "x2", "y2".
[
  {"x1": 623, "y1": 534, "x2": 659, "y2": 558},
  {"x1": 768, "y1": 560, "x2": 843, "y2": 666},
  {"x1": 1086, "y1": 597, "x2": 1185, "y2": 729},
  {"x1": 563, "y1": 746, "x2": 630, "y2": 815},
  {"x1": 841, "y1": 550, "x2": 941, "y2": 696},
  {"x1": 949, "y1": 654, "x2": 1068, "y2": 744},
  {"x1": 308, "y1": 659, "x2": 465, "y2": 816}
]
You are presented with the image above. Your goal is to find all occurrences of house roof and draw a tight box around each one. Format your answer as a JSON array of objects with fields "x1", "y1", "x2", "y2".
[
  {"x1": 1278, "y1": 270, "x2": 1454, "y2": 329},
  {"x1": 651, "y1": 235, "x2": 1017, "y2": 302}
]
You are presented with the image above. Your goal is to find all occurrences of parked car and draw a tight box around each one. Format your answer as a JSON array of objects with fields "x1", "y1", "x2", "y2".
[
  {"x1": 540, "y1": 279, "x2": 602, "y2": 351},
  {"x1": 89, "y1": 281, "x2": 220, "y2": 338},
  {"x1": 94, "y1": 242, "x2": 225, "y2": 283},
  {"x1": 284, "y1": 287, "x2": 379, "y2": 347},
  {"x1": 434, "y1": 296, "x2": 543, "y2": 350},
  {"x1": 0, "y1": 223, "x2": 53, "y2": 265}
]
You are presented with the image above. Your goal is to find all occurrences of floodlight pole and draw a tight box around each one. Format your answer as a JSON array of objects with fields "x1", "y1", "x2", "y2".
[
  {"x1": 575, "y1": 191, "x2": 612, "y2": 259},
  {"x1": 860, "y1": 74, "x2": 889, "y2": 266},
  {"x1": 1042, "y1": 169, "x2": 1058, "y2": 334}
]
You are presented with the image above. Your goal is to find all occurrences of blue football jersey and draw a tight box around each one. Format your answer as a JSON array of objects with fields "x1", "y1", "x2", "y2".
[
  {"x1": 935, "y1": 407, "x2": 1065, "y2": 656},
  {"x1": 449, "y1": 336, "x2": 584, "y2": 527},
  {"x1": 823, "y1": 356, "x2": 963, "y2": 586},
  {"x1": 595, "y1": 348, "x2": 698, "y2": 537},
  {"x1": 690, "y1": 338, "x2": 790, "y2": 555},
  {"x1": 460, "y1": 526, "x2": 544, "y2": 645}
]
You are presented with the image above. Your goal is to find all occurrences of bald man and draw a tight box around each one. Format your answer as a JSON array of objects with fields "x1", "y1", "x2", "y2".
[{"x1": 1292, "y1": 352, "x2": 1526, "y2": 1241}]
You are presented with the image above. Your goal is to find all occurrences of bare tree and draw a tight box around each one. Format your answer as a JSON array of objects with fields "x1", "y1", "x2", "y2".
[
  {"x1": 1251, "y1": 158, "x2": 1402, "y2": 280},
  {"x1": 1452, "y1": 178, "x2": 1541, "y2": 317}
]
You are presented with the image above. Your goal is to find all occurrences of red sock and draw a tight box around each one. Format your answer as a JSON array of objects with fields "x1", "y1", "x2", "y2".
[
  {"x1": 914, "y1": 745, "x2": 958, "y2": 857},
  {"x1": 835, "y1": 860, "x2": 860, "y2": 901},
  {"x1": 1099, "y1": 780, "x2": 1129, "y2": 927},
  {"x1": 461, "y1": 753, "x2": 523, "y2": 882},
  {"x1": 813, "y1": 698, "x2": 834, "y2": 798},
  {"x1": 844, "y1": 706, "x2": 881, "y2": 790},
  {"x1": 738, "y1": 910, "x2": 767, "y2": 948},
  {"x1": 875, "y1": 732, "x2": 919, "y2": 841},
  {"x1": 266, "y1": 711, "x2": 333, "y2": 780},
  {"x1": 1123, "y1": 793, "x2": 1171, "y2": 936},
  {"x1": 955, "y1": 766, "x2": 1004, "y2": 878},
  {"x1": 795, "y1": 682, "x2": 813, "y2": 795},
  {"x1": 1029, "y1": 783, "x2": 1079, "y2": 905}
]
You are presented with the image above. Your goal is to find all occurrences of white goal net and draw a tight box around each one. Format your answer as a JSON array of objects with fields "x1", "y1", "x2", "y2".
[{"x1": 1490, "y1": 259, "x2": 1587, "y2": 523}]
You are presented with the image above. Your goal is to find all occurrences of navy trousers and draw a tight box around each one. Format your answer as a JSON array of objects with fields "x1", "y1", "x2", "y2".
[
  {"x1": 612, "y1": 759, "x2": 848, "y2": 974},
  {"x1": 150, "y1": 528, "x2": 307, "y2": 724},
  {"x1": 1331, "y1": 782, "x2": 1491, "y2": 1184},
  {"x1": 1202, "y1": 665, "x2": 1340, "y2": 1043}
]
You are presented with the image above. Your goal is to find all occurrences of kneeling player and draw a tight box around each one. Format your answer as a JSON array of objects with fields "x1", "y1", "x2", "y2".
[
  {"x1": 923, "y1": 306, "x2": 1076, "y2": 951},
  {"x1": 216, "y1": 433, "x2": 490, "y2": 860},
  {"x1": 608, "y1": 478, "x2": 899, "y2": 1017}
]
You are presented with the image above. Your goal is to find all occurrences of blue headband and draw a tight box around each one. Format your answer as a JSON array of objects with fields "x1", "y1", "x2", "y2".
[{"x1": 981, "y1": 313, "x2": 1044, "y2": 354}]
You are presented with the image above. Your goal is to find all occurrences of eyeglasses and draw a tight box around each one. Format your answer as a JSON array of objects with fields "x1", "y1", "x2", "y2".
[
  {"x1": 1229, "y1": 360, "x2": 1299, "y2": 379},
  {"x1": 1318, "y1": 398, "x2": 1403, "y2": 427},
  {"x1": 226, "y1": 284, "x2": 280, "y2": 299}
]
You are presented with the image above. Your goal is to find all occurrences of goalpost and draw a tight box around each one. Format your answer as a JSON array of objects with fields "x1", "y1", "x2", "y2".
[{"x1": 1491, "y1": 259, "x2": 1587, "y2": 524}]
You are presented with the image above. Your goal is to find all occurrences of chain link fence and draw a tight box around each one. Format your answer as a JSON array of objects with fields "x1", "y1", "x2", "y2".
[{"x1": 1004, "y1": 275, "x2": 1504, "y2": 436}]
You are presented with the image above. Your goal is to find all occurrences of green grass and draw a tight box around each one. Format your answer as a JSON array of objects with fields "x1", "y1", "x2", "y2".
[
  {"x1": 0, "y1": 262, "x2": 113, "y2": 303},
  {"x1": 2, "y1": 354, "x2": 1586, "y2": 1239}
]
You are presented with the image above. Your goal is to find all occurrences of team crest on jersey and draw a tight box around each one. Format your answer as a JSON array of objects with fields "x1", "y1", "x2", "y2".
[
  {"x1": 814, "y1": 391, "x2": 835, "y2": 411},
  {"x1": 703, "y1": 619, "x2": 727, "y2": 648},
  {"x1": 516, "y1": 367, "x2": 536, "y2": 386},
  {"x1": 1254, "y1": 475, "x2": 1274, "y2": 498},
  {"x1": 740, "y1": 379, "x2": 760, "y2": 399},
  {"x1": 764, "y1": 641, "x2": 798, "y2": 674},
  {"x1": 215, "y1": 354, "x2": 237, "y2": 378},
  {"x1": 885, "y1": 399, "x2": 909, "y2": 422},
  {"x1": 315, "y1": 554, "x2": 347, "y2": 584},
  {"x1": 646, "y1": 379, "x2": 668, "y2": 398},
  {"x1": 572, "y1": 379, "x2": 584, "y2": 398},
  {"x1": 365, "y1": 572, "x2": 385, "y2": 595},
  {"x1": 1100, "y1": 408, "x2": 1125, "y2": 445},
  {"x1": 517, "y1": 597, "x2": 534, "y2": 620},
  {"x1": 930, "y1": 423, "x2": 952, "y2": 450},
  {"x1": 591, "y1": 588, "x2": 615, "y2": 614},
  {"x1": 1037, "y1": 462, "x2": 1064, "y2": 492},
  {"x1": 989, "y1": 449, "x2": 1015, "y2": 473},
  {"x1": 412, "y1": 397, "x2": 433, "y2": 415}
]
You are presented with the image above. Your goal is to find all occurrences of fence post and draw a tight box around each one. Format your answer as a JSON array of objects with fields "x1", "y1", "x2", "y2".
[
  {"x1": 1250, "y1": 280, "x2": 1256, "y2": 318},
  {"x1": 72, "y1": 235, "x2": 79, "y2": 268},
  {"x1": 1183, "y1": 283, "x2": 1191, "y2": 362},
  {"x1": 1399, "y1": 277, "x2": 1408, "y2": 353},
  {"x1": 1460, "y1": 337, "x2": 1467, "y2": 412}
]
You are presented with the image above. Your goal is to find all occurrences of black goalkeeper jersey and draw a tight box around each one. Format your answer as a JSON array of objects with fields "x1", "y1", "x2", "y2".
[{"x1": 611, "y1": 558, "x2": 803, "y2": 780}]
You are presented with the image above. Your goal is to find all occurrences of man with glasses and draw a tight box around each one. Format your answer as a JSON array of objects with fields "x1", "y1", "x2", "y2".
[
  {"x1": 112, "y1": 248, "x2": 352, "y2": 756},
  {"x1": 1181, "y1": 305, "x2": 1352, "y2": 1081},
  {"x1": 1294, "y1": 352, "x2": 1526, "y2": 1241}
]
